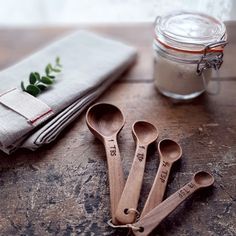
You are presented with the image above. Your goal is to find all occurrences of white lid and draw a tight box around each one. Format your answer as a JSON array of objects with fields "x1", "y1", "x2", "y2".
[{"x1": 155, "y1": 11, "x2": 227, "y2": 52}]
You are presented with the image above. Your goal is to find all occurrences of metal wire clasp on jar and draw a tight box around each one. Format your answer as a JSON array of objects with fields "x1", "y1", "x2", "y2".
[{"x1": 153, "y1": 11, "x2": 228, "y2": 100}]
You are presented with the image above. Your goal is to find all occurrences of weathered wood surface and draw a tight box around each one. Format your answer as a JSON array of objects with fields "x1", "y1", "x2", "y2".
[{"x1": 0, "y1": 24, "x2": 236, "y2": 236}]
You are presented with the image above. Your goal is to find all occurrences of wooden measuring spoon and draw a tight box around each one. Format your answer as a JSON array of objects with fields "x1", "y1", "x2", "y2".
[
  {"x1": 132, "y1": 171, "x2": 214, "y2": 236},
  {"x1": 86, "y1": 103, "x2": 125, "y2": 224},
  {"x1": 141, "y1": 139, "x2": 182, "y2": 218},
  {"x1": 115, "y1": 121, "x2": 159, "y2": 224}
]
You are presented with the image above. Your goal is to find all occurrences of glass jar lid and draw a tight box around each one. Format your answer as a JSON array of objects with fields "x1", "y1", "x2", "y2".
[{"x1": 155, "y1": 11, "x2": 227, "y2": 53}]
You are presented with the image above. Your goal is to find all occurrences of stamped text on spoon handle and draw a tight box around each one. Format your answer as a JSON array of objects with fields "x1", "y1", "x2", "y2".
[
  {"x1": 137, "y1": 145, "x2": 146, "y2": 162},
  {"x1": 159, "y1": 161, "x2": 170, "y2": 183},
  {"x1": 108, "y1": 139, "x2": 117, "y2": 157},
  {"x1": 178, "y1": 182, "x2": 196, "y2": 199}
]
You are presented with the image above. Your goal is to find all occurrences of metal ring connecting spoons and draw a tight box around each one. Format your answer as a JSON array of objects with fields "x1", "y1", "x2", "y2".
[
  {"x1": 132, "y1": 171, "x2": 214, "y2": 236},
  {"x1": 86, "y1": 103, "x2": 125, "y2": 224}
]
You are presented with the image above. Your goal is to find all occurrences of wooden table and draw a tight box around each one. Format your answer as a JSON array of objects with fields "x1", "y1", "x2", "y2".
[{"x1": 0, "y1": 24, "x2": 235, "y2": 236}]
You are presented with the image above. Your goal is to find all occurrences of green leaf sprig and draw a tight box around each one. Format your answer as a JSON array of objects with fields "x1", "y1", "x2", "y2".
[{"x1": 21, "y1": 57, "x2": 62, "y2": 97}]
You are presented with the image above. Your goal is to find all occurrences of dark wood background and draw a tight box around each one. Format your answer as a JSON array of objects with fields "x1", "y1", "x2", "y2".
[{"x1": 0, "y1": 24, "x2": 235, "y2": 236}]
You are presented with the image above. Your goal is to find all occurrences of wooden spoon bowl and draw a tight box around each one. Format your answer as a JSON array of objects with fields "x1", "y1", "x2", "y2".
[
  {"x1": 86, "y1": 103, "x2": 125, "y2": 224},
  {"x1": 133, "y1": 171, "x2": 214, "y2": 236},
  {"x1": 158, "y1": 139, "x2": 182, "y2": 162},
  {"x1": 133, "y1": 121, "x2": 158, "y2": 145},
  {"x1": 86, "y1": 103, "x2": 125, "y2": 141},
  {"x1": 115, "y1": 121, "x2": 159, "y2": 224},
  {"x1": 140, "y1": 139, "x2": 182, "y2": 218},
  {"x1": 193, "y1": 171, "x2": 214, "y2": 187}
]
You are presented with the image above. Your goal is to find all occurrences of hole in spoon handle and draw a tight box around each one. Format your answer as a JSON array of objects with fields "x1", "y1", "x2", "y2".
[
  {"x1": 133, "y1": 181, "x2": 199, "y2": 236},
  {"x1": 104, "y1": 137, "x2": 125, "y2": 224},
  {"x1": 115, "y1": 144, "x2": 147, "y2": 224}
]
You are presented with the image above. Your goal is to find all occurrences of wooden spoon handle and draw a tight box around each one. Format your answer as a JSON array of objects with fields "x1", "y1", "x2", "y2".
[
  {"x1": 133, "y1": 181, "x2": 199, "y2": 236},
  {"x1": 115, "y1": 143, "x2": 147, "y2": 224},
  {"x1": 141, "y1": 160, "x2": 172, "y2": 218},
  {"x1": 104, "y1": 136, "x2": 125, "y2": 224}
]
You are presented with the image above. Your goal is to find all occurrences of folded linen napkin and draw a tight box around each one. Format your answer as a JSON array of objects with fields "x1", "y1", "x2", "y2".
[{"x1": 0, "y1": 30, "x2": 137, "y2": 154}]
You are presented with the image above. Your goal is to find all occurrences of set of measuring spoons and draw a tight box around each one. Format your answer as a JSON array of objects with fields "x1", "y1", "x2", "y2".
[{"x1": 86, "y1": 103, "x2": 214, "y2": 236}]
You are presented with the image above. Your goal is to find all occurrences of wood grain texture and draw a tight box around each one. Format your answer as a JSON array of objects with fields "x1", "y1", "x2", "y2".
[
  {"x1": 115, "y1": 121, "x2": 158, "y2": 224},
  {"x1": 133, "y1": 171, "x2": 214, "y2": 236},
  {"x1": 104, "y1": 136, "x2": 125, "y2": 225},
  {"x1": 115, "y1": 142, "x2": 148, "y2": 224},
  {"x1": 86, "y1": 103, "x2": 126, "y2": 224},
  {"x1": 0, "y1": 25, "x2": 236, "y2": 236},
  {"x1": 140, "y1": 139, "x2": 182, "y2": 218}
]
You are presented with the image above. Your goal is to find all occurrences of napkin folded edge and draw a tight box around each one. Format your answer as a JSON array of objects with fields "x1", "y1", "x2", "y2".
[
  {"x1": 0, "y1": 88, "x2": 54, "y2": 126},
  {"x1": 0, "y1": 30, "x2": 138, "y2": 154}
]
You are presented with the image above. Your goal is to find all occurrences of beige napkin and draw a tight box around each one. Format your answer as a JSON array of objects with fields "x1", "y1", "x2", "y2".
[{"x1": 0, "y1": 30, "x2": 137, "y2": 154}]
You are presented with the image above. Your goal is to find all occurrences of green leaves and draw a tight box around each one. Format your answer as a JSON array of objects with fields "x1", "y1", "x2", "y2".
[
  {"x1": 34, "y1": 72, "x2": 40, "y2": 81},
  {"x1": 45, "y1": 65, "x2": 50, "y2": 76},
  {"x1": 37, "y1": 84, "x2": 47, "y2": 91},
  {"x1": 21, "y1": 81, "x2": 26, "y2": 91},
  {"x1": 26, "y1": 85, "x2": 41, "y2": 96},
  {"x1": 56, "y1": 57, "x2": 62, "y2": 67},
  {"x1": 45, "y1": 59, "x2": 62, "y2": 76},
  {"x1": 21, "y1": 57, "x2": 62, "y2": 97},
  {"x1": 29, "y1": 72, "x2": 37, "y2": 84},
  {"x1": 41, "y1": 76, "x2": 53, "y2": 84},
  {"x1": 51, "y1": 68, "x2": 61, "y2": 73}
]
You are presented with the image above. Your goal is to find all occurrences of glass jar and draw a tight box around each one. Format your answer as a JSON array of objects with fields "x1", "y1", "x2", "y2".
[{"x1": 153, "y1": 11, "x2": 227, "y2": 100}]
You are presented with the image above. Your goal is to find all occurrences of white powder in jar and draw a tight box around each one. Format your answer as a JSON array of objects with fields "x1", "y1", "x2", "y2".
[
  {"x1": 153, "y1": 53, "x2": 212, "y2": 97},
  {"x1": 152, "y1": 11, "x2": 226, "y2": 99}
]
